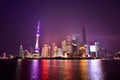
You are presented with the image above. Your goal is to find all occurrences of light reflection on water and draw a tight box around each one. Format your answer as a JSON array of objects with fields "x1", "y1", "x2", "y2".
[
  {"x1": 87, "y1": 60, "x2": 104, "y2": 80},
  {"x1": 30, "y1": 60, "x2": 39, "y2": 80},
  {"x1": 63, "y1": 60, "x2": 73, "y2": 80},
  {"x1": 14, "y1": 59, "x2": 22, "y2": 80},
  {"x1": 79, "y1": 60, "x2": 88, "y2": 80},
  {"x1": 14, "y1": 59, "x2": 105, "y2": 80},
  {"x1": 40, "y1": 60, "x2": 49, "y2": 80}
]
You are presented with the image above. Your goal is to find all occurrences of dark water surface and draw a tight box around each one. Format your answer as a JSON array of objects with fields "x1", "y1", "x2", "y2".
[{"x1": 0, "y1": 59, "x2": 120, "y2": 80}]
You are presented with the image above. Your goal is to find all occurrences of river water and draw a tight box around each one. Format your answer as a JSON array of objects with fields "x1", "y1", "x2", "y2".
[{"x1": 0, "y1": 59, "x2": 120, "y2": 80}]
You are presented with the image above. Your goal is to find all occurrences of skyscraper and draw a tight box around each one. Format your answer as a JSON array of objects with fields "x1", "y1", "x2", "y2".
[
  {"x1": 82, "y1": 26, "x2": 86, "y2": 44},
  {"x1": 72, "y1": 34, "x2": 78, "y2": 56},
  {"x1": 35, "y1": 21, "x2": 40, "y2": 53},
  {"x1": 62, "y1": 40, "x2": 67, "y2": 56}
]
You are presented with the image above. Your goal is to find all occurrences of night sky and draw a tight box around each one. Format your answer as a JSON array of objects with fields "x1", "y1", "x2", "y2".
[{"x1": 0, "y1": 0, "x2": 120, "y2": 55}]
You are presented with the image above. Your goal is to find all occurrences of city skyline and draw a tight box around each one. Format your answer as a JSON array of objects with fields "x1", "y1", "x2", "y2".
[{"x1": 0, "y1": 0, "x2": 120, "y2": 54}]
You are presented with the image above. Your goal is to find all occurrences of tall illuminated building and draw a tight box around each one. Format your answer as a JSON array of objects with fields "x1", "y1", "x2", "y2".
[
  {"x1": 41, "y1": 44, "x2": 49, "y2": 58},
  {"x1": 62, "y1": 40, "x2": 67, "y2": 56},
  {"x1": 52, "y1": 43, "x2": 58, "y2": 57},
  {"x1": 35, "y1": 21, "x2": 40, "y2": 53},
  {"x1": 72, "y1": 34, "x2": 79, "y2": 56},
  {"x1": 66, "y1": 38, "x2": 72, "y2": 58},
  {"x1": 19, "y1": 45, "x2": 24, "y2": 58},
  {"x1": 79, "y1": 43, "x2": 86, "y2": 58},
  {"x1": 66, "y1": 38, "x2": 72, "y2": 53}
]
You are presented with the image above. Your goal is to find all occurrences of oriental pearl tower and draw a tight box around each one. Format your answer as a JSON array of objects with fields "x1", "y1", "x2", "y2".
[{"x1": 35, "y1": 21, "x2": 40, "y2": 53}]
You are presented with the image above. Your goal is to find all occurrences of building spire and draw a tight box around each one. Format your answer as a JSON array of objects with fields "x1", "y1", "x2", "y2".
[
  {"x1": 82, "y1": 26, "x2": 86, "y2": 44},
  {"x1": 37, "y1": 21, "x2": 40, "y2": 34}
]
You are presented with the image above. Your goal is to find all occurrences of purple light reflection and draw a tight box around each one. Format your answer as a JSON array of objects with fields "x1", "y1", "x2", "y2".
[
  {"x1": 30, "y1": 60, "x2": 39, "y2": 80},
  {"x1": 87, "y1": 60, "x2": 105, "y2": 80}
]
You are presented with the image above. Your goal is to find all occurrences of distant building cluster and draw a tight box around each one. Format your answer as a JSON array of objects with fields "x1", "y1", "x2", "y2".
[
  {"x1": 18, "y1": 37, "x2": 103, "y2": 59},
  {"x1": 0, "y1": 52, "x2": 14, "y2": 59}
]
